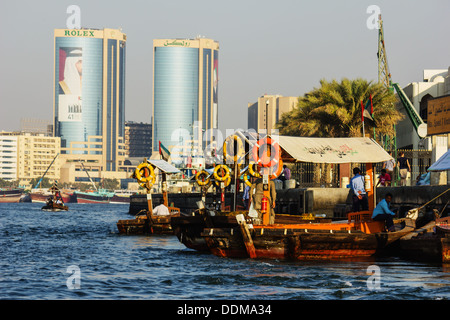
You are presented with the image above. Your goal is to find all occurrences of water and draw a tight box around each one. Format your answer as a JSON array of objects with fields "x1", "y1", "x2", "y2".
[{"x1": 1, "y1": 203, "x2": 449, "y2": 300}]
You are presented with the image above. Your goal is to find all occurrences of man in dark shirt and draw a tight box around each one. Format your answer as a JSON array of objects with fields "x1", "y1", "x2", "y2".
[{"x1": 397, "y1": 152, "x2": 411, "y2": 186}]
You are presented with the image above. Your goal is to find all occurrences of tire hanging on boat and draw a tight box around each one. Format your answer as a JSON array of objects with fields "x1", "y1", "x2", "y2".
[
  {"x1": 252, "y1": 137, "x2": 280, "y2": 168},
  {"x1": 248, "y1": 162, "x2": 262, "y2": 178},
  {"x1": 213, "y1": 164, "x2": 231, "y2": 182},
  {"x1": 195, "y1": 169, "x2": 211, "y2": 187},
  {"x1": 215, "y1": 175, "x2": 231, "y2": 188},
  {"x1": 134, "y1": 162, "x2": 156, "y2": 187},
  {"x1": 223, "y1": 135, "x2": 244, "y2": 164},
  {"x1": 268, "y1": 159, "x2": 283, "y2": 180}
]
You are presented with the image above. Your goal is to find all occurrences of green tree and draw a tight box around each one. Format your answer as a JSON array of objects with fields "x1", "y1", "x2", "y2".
[
  {"x1": 277, "y1": 78, "x2": 403, "y2": 138},
  {"x1": 29, "y1": 177, "x2": 53, "y2": 189},
  {"x1": 102, "y1": 178, "x2": 119, "y2": 190},
  {"x1": 276, "y1": 78, "x2": 403, "y2": 185}
]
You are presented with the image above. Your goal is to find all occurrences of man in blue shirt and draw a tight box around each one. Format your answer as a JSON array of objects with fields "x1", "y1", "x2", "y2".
[
  {"x1": 372, "y1": 193, "x2": 396, "y2": 232},
  {"x1": 350, "y1": 167, "x2": 368, "y2": 212}
]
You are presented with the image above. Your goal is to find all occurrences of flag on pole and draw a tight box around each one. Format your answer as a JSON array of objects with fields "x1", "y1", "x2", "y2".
[
  {"x1": 159, "y1": 141, "x2": 171, "y2": 161},
  {"x1": 362, "y1": 94, "x2": 375, "y2": 126}
]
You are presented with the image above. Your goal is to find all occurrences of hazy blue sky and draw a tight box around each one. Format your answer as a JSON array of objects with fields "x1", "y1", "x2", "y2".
[{"x1": 0, "y1": 0, "x2": 449, "y2": 134}]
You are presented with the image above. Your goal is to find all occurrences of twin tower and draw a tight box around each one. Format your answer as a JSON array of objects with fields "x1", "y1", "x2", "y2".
[{"x1": 54, "y1": 28, "x2": 218, "y2": 172}]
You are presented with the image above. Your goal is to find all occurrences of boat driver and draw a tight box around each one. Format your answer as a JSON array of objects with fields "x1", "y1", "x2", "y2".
[
  {"x1": 372, "y1": 193, "x2": 396, "y2": 232},
  {"x1": 153, "y1": 198, "x2": 170, "y2": 216}
]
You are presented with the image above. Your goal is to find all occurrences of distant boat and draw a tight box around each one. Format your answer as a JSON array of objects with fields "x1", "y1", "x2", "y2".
[
  {"x1": 0, "y1": 188, "x2": 24, "y2": 203},
  {"x1": 75, "y1": 189, "x2": 115, "y2": 204},
  {"x1": 41, "y1": 183, "x2": 69, "y2": 212},
  {"x1": 30, "y1": 188, "x2": 75, "y2": 203},
  {"x1": 110, "y1": 190, "x2": 136, "y2": 204}
]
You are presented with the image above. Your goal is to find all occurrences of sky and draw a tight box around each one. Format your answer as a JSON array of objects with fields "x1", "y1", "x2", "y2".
[{"x1": 0, "y1": 0, "x2": 449, "y2": 134}]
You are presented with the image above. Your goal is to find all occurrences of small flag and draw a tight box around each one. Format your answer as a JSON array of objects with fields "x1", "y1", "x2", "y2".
[
  {"x1": 362, "y1": 94, "x2": 375, "y2": 126},
  {"x1": 159, "y1": 141, "x2": 171, "y2": 161}
]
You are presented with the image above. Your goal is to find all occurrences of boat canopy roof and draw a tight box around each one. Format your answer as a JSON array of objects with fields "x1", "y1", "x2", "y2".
[
  {"x1": 148, "y1": 159, "x2": 181, "y2": 174},
  {"x1": 276, "y1": 135, "x2": 393, "y2": 164},
  {"x1": 428, "y1": 149, "x2": 450, "y2": 172}
]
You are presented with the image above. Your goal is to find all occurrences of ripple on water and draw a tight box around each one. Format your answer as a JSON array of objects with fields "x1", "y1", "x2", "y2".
[{"x1": 1, "y1": 203, "x2": 450, "y2": 300}]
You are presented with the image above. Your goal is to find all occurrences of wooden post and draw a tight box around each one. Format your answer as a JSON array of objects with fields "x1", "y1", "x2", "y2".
[
  {"x1": 162, "y1": 172, "x2": 168, "y2": 207},
  {"x1": 221, "y1": 186, "x2": 225, "y2": 211},
  {"x1": 262, "y1": 167, "x2": 270, "y2": 225},
  {"x1": 236, "y1": 214, "x2": 257, "y2": 258},
  {"x1": 366, "y1": 163, "x2": 375, "y2": 211}
]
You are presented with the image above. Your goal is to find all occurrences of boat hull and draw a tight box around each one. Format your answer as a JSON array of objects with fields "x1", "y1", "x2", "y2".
[
  {"x1": 41, "y1": 204, "x2": 69, "y2": 212},
  {"x1": 172, "y1": 214, "x2": 238, "y2": 251},
  {"x1": 75, "y1": 191, "x2": 114, "y2": 204},
  {"x1": 30, "y1": 191, "x2": 72, "y2": 203},
  {"x1": 171, "y1": 212, "x2": 344, "y2": 253},
  {"x1": 202, "y1": 227, "x2": 379, "y2": 260},
  {"x1": 117, "y1": 213, "x2": 180, "y2": 235},
  {"x1": 110, "y1": 195, "x2": 131, "y2": 204},
  {"x1": 399, "y1": 218, "x2": 450, "y2": 263},
  {"x1": 0, "y1": 189, "x2": 24, "y2": 203},
  {"x1": 200, "y1": 218, "x2": 415, "y2": 261}
]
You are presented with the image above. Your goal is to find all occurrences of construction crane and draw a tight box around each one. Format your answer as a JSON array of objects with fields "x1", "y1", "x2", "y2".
[
  {"x1": 377, "y1": 14, "x2": 427, "y2": 140},
  {"x1": 33, "y1": 153, "x2": 59, "y2": 189}
]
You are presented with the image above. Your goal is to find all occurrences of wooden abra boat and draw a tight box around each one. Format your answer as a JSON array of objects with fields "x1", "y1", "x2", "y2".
[
  {"x1": 41, "y1": 183, "x2": 69, "y2": 212},
  {"x1": 117, "y1": 208, "x2": 181, "y2": 235},
  {"x1": 41, "y1": 202, "x2": 69, "y2": 212},
  {"x1": 116, "y1": 158, "x2": 181, "y2": 235},
  {"x1": 171, "y1": 210, "x2": 331, "y2": 252},
  {"x1": 399, "y1": 216, "x2": 450, "y2": 263},
  {"x1": 201, "y1": 211, "x2": 415, "y2": 260}
]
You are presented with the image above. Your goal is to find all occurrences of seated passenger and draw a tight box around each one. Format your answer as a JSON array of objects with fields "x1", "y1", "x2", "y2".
[
  {"x1": 153, "y1": 198, "x2": 170, "y2": 216},
  {"x1": 372, "y1": 193, "x2": 396, "y2": 232}
]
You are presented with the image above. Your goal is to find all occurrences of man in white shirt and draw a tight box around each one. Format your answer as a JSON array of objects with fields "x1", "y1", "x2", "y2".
[
  {"x1": 152, "y1": 199, "x2": 170, "y2": 216},
  {"x1": 383, "y1": 151, "x2": 395, "y2": 179}
]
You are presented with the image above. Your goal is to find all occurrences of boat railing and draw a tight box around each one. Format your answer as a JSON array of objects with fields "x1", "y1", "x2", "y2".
[
  {"x1": 169, "y1": 207, "x2": 181, "y2": 215},
  {"x1": 347, "y1": 211, "x2": 372, "y2": 223}
]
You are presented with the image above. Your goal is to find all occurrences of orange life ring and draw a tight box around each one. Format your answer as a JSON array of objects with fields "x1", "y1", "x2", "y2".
[
  {"x1": 268, "y1": 159, "x2": 283, "y2": 180},
  {"x1": 251, "y1": 137, "x2": 280, "y2": 168}
]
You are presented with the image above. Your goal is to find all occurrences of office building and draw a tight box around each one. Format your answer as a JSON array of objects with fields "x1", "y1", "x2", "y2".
[
  {"x1": 53, "y1": 28, "x2": 126, "y2": 172},
  {"x1": 248, "y1": 94, "x2": 298, "y2": 133},
  {"x1": 124, "y1": 121, "x2": 152, "y2": 158},
  {"x1": 0, "y1": 132, "x2": 61, "y2": 186},
  {"x1": 152, "y1": 37, "x2": 219, "y2": 155}
]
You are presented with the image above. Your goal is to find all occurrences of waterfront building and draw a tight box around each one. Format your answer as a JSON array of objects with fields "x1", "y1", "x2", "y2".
[
  {"x1": 396, "y1": 68, "x2": 450, "y2": 150},
  {"x1": 0, "y1": 132, "x2": 60, "y2": 186},
  {"x1": 152, "y1": 37, "x2": 219, "y2": 156},
  {"x1": 53, "y1": 28, "x2": 126, "y2": 175},
  {"x1": 0, "y1": 134, "x2": 18, "y2": 181},
  {"x1": 124, "y1": 121, "x2": 152, "y2": 158},
  {"x1": 248, "y1": 95, "x2": 298, "y2": 133},
  {"x1": 395, "y1": 67, "x2": 450, "y2": 185}
]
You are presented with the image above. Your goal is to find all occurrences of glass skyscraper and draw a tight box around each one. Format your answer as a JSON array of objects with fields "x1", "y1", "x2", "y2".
[
  {"x1": 53, "y1": 28, "x2": 126, "y2": 171},
  {"x1": 152, "y1": 38, "x2": 219, "y2": 155}
]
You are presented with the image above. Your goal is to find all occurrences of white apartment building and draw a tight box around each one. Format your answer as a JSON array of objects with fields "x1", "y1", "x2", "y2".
[
  {"x1": 0, "y1": 132, "x2": 61, "y2": 186},
  {"x1": 0, "y1": 134, "x2": 18, "y2": 181}
]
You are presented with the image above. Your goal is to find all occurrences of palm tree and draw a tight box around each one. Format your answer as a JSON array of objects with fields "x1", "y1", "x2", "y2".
[
  {"x1": 276, "y1": 78, "x2": 403, "y2": 185},
  {"x1": 277, "y1": 78, "x2": 403, "y2": 138}
]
